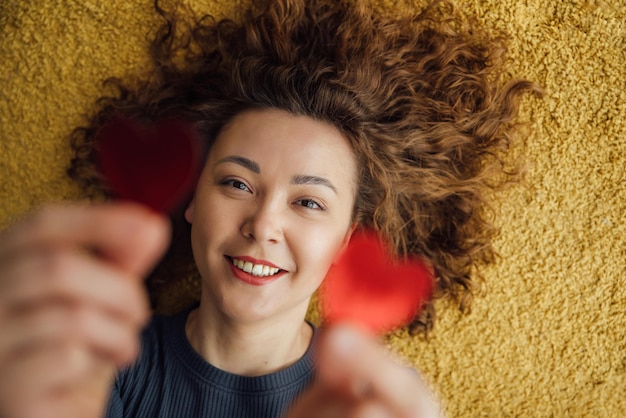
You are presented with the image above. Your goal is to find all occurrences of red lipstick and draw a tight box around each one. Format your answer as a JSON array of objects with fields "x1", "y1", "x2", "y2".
[{"x1": 225, "y1": 256, "x2": 286, "y2": 286}]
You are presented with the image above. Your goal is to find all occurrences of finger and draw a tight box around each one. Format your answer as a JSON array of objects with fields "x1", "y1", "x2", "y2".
[
  {"x1": 0, "y1": 345, "x2": 114, "y2": 418},
  {"x1": 44, "y1": 353, "x2": 115, "y2": 418},
  {"x1": 2, "y1": 344, "x2": 94, "y2": 396},
  {"x1": 52, "y1": 362, "x2": 114, "y2": 418},
  {"x1": 0, "y1": 246, "x2": 150, "y2": 327},
  {"x1": 0, "y1": 202, "x2": 170, "y2": 276},
  {"x1": 317, "y1": 325, "x2": 440, "y2": 418},
  {"x1": 0, "y1": 303, "x2": 141, "y2": 366}
]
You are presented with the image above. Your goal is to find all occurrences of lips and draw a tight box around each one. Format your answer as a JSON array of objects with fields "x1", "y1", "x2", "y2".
[
  {"x1": 226, "y1": 256, "x2": 286, "y2": 286},
  {"x1": 231, "y1": 257, "x2": 281, "y2": 277}
]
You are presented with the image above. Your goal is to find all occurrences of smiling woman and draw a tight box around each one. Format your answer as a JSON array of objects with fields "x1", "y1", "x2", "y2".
[
  {"x1": 185, "y1": 109, "x2": 357, "y2": 331},
  {"x1": 0, "y1": 0, "x2": 540, "y2": 417}
]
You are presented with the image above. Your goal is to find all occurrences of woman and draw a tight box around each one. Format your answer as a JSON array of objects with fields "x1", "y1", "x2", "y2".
[{"x1": 0, "y1": 0, "x2": 540, "y2": 417}]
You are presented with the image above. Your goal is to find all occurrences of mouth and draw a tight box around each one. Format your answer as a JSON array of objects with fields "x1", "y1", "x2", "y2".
[{"x1": 226, "y1": 256, "x2": 285, "y2": 278}]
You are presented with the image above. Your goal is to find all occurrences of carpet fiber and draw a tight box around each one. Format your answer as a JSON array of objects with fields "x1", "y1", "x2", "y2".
[{"x1": 1, "y1": 0, "x2": 624, "y2": 416}]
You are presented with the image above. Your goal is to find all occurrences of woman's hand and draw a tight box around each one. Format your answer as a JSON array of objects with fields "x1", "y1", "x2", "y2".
[
  {"x1": 0, "y1": 203, "x2": 170, "y2": 418},
  {"x1": 286, "y1": 325, "x2": 441, "y2": 418}
]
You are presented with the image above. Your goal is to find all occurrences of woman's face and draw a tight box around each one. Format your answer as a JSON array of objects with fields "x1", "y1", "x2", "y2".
[{"x1": 185, "y1": 108, "x2": 358, "y2": 324}]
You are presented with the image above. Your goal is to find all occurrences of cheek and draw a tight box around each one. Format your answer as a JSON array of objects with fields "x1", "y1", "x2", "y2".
[
  {"x1": 294, "y1": 226, "x2": 347, "y2": 281},
  {"x1": 189, "y1": 221, "x2": 211, "y2": 277},
  {"x1": 293, "y1": 198, "x2": 356, "y2": 281},
  {"x1": 190, "y1": 185, "x2": 231, "y2": 236},
  {"x1": 188, "y1": 198, "x2": 225, "y2": 269}
]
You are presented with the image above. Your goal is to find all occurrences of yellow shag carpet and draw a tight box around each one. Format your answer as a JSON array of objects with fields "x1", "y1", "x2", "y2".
[{"x1": 1, "y1": 0, "x2": 624, "y2": 416}]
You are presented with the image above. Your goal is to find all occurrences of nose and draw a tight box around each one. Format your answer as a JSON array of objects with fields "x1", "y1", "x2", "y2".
[{"x1": 240, "y1": 199, "x2": 283, "y2": 244}]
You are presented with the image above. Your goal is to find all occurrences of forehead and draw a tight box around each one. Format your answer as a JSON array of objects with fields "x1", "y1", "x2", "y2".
[{"x1": 209, "y1": 108, "x2": 358, "y2": 187}]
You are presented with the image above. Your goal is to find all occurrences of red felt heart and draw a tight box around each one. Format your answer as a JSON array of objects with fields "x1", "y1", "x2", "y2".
[
  {"x1": 320, "y1": 230, "x2": 434, "y2": 334},
  {"x1": 96, "y1": 117, "x2": 201, "y2": 213}
]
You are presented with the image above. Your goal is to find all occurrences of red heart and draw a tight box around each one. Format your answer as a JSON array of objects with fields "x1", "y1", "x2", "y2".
[
  {"x1": 96, "y1": 117, "x2": 201, "y2": 213},
  {"x1": 320, "y1": 230, "x2": 434, "y2": 334}
]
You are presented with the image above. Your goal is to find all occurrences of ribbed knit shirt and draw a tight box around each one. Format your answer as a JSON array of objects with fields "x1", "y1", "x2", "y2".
[{"x1": 105, "y1": 309, "x2": 317, "y2": 418}]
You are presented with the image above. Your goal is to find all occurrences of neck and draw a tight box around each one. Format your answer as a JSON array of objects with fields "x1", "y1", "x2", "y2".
[{"x1": 185, "y1": 300, "x2": 313, "y2": 377}]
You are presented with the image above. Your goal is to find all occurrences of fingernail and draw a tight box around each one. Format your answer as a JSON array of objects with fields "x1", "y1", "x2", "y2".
[
  {"x1": 328, "y1": 325, "x2": 359, "y2": 358},
  {"x1": 350, "y1": 379, "x2": 372, "y2": 398},
  {"x1": 361, "y1": 404, "x2": 394, "y2": 418}
]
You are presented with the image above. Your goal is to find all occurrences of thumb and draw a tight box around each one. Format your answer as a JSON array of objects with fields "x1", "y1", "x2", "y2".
[
  {"x1": 316, "y1": 325, "x2": 441, "y2": 418},
  {"x1": 2, "y1": 202, "x2": 171, "y2": 276}
]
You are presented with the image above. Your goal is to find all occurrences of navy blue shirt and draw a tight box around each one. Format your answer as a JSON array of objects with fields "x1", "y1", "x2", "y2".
[{"x1": 105, "y1": 309, "x2": 317, "y2": 418}]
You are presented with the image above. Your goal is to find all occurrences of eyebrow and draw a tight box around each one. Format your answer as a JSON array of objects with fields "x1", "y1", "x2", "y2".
[
  {"x1": 292, "y1": 175, "x2": 338, "y2": 194},
  {"x1": 215, "y1": 156, "x2": 260, "y2": 173}
]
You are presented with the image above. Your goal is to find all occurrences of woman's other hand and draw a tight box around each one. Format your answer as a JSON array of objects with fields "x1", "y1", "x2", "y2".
[
  {"x1": 286, "y1": 325, "x2": 441, "y2": 418},
  {"x1": 0, "y1": 203, "x2": 170, "y2": 418}
]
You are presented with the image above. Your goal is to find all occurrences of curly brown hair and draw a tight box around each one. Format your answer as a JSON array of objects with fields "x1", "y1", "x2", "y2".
[{"x1": 68, "y1": 0, "x2": 542, "y2": 334}]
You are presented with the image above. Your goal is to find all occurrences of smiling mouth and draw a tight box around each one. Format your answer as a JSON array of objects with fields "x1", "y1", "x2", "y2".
[{"x1": 227, "y1": 257, "x2": 284, "y2": 278}]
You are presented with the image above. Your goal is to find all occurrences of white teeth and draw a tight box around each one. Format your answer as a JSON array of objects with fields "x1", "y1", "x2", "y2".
[{"x1": 231, "y1": 258, "x2": 281, "y2": 277}]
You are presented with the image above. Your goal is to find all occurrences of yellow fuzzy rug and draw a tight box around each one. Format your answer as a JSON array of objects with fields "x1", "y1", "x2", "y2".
[{"x1": 1, "y1": 0, "x2": 624, "y2": 416}]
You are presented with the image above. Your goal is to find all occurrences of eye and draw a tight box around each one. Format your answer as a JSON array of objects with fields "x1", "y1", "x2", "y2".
[
  {"x1": 220, "y1": 178, "x2": 251, "y2": 193},
  {"x1": 295, "y1": 198, "x2": 325, "y2": 211}
]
